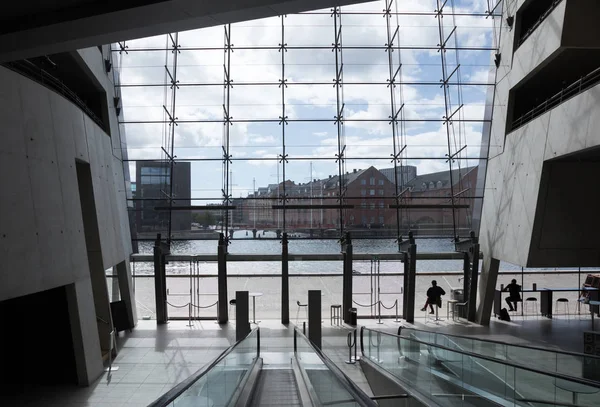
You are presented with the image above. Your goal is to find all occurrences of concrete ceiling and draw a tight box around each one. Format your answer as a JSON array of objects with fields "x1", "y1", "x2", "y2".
[{"x1": 0, "y1": 0, "x2": 369, "y2": 63}]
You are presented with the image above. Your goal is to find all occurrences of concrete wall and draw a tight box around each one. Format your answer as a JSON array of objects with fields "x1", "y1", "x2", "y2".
[
  {"x1": 0, "y1": 48, "x2": 133, "y2": 384},
  {"x1": 480, "y1": 0, "x2": 600, "y2": 268},
  {"x1": 481, "y1": 81, "x2": 600, "y2": 267}
]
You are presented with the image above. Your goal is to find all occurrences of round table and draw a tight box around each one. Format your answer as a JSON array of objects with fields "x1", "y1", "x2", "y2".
[{"x1": 249, "y1": 292, "x2": 263, "y2": 324}]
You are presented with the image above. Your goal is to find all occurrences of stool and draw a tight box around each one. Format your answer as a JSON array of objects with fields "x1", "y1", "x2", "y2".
[
  {"x1": 447, "y1": 299, "x2": 459, "y2": 321},
  {"x1": 555, "y1": 298, "x2": 570, "y2": 320},
  {"x1": 524, "y1": 297, "x2": 538, "y2": 319},
  {"x1": 296, "y1": 300, "x2": 308, "y2": 324},
  {"x1": 330, "y1": 304, "x2": 341, "y2": 325}
]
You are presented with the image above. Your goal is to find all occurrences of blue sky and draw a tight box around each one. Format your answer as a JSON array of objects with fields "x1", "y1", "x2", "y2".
[{"x1": 116, "y1": 0, "x2": 500, "y2": 202}]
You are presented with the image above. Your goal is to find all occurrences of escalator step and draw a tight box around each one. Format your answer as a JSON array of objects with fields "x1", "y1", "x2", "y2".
[{"x1": 250, "y1": 369, "x2": 302, "y2": 406}]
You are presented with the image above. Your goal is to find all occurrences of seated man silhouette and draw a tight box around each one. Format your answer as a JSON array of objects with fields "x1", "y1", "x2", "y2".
[
  {"x1": 503, "y1": 279, "x2": 522, "y2": 311},
  {"x1": 420, "y1": 280, "x2": 446, "y2": 314}
]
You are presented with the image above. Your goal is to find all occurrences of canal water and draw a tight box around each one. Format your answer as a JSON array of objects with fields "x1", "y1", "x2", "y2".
[{"x1": 131, "y1": 231, "x2": 583, "y2": 276}]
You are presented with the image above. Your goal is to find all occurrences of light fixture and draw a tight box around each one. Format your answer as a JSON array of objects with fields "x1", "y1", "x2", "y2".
[
  {"x1": 494, "y1": 53, "x2": 501, "y2": 68},
  {"x1": 104, "y1": 58, "x2": 112, "y2": 73}
]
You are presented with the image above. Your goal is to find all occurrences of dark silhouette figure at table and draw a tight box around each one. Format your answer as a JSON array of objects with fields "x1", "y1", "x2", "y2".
[
  {"x1": 504, "y1": 279, "x2": 522, "y2": 312},
  {"x1": 421, "y1": 280, "x2": 446, "y2": 314}
]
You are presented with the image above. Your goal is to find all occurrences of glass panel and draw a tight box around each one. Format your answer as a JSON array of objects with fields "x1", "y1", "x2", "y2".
[
  {"x1": 295, "y1": 331, "x2": 360, "y2": 407},
  {"x1": 167, "y1": 329, "x2": 257, "y2": 406},
  {"x1": 364, "y1": 328, "x2": 600, "y2": 407}
]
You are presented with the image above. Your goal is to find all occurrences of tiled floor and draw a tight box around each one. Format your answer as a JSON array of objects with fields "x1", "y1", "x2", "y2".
[{"x1": 1, "y1": 313, "x2": 596, "y2": 406}]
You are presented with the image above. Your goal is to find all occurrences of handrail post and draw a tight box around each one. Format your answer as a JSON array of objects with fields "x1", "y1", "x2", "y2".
[
  {"x1": 345, "y1": 331, "x2": 356, "y2": 364},
  {"x1": 257, "y1": 328, "x2": 260, "y2": 358}
]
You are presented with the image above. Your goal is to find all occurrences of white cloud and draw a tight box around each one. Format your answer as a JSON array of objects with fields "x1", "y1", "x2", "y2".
[{"x1": 117, "y1": 0, "x2": 495, "y2": 198}]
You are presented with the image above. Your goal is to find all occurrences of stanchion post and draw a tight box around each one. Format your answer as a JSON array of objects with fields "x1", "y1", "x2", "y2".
[{"x1": 187, "y1": 303, "x2": 192, "y2": 327}]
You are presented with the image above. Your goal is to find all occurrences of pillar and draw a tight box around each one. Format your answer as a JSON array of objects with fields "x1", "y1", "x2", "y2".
[
  {"x1": 281, "y1": 233, "x2": 289, "y2": 324},
  {"x1": 476, "y1": 256, "x2": 500, "y2": 325},
  {"x1": 342, "y1": 232, "x2": 353, "y2": 323},
  {"x1": 116, "y1": 260, "x2": 137, "y2": 328},
  {"x1": 235, "y1": 291, "x2": 250, "y2": 341},
  {"x1": 217, "y1": 233, "x2": 228, "y2": 323},
  {"x1": 308, "y1": 290, "x2": 322, "y2": 349}
]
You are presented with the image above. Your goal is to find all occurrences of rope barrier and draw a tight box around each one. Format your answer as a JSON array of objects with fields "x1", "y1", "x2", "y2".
[
  {"x1": 167, "y1": 301, "x2": 190, "y2": 308},
  {"x1": 352, "y1": 299, "x2": 379, "y2": 308},
  {"x1": 380, "y1": 299, "x2": 398, "y2": 310},
  {"x1": 190, "y1": 301, "x2": 219, "y2": 309}
]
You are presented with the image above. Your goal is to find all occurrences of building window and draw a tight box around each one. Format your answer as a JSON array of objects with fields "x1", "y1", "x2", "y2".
[
  {"x1": 379, "y1": 202, "x2": 385, "y2": 208},
  {"x1": 361, "y1": 201, "x2": 366, "y2": 208},
  {"x1": 370, "y1": 203, "x2": 375, "y2": 209},
  {"x1": 361, "y1": 215, "x2": 367, "y2": 224},
  {"x1": 370, "y1": 216, "x2": 375, "y2": 223},
  {"x1": 378, "y1": 189, "x2": 384, "y2": 196},
  {"x1": 369, "y1": 189, "x2": 375, "y2": 196},
  {"x1": 361, "y1": 189, "x2": 366, "y2": 196},
  {"x1": 378, "y1": 179, "x2": 384, "y2": 185},
  {"x1": 370, "y1": 177, "x2": 375, "y2": 185},
  {"x1": 379, "y1": 216, "x2": 384, "y2": 224},
  {"x1": 360, "y1": 179, "x2": 366, "y2": 185}
]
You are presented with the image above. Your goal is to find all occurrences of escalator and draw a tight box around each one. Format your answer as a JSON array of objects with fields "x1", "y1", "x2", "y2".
[
  {"x1": 147, "y1": 327, "x2": 388, "y2": 407},
  {"x1": 360, "y1": 327, "x2": 600, "y2": 406},
  {"x1": 397, "y1": 326, "x2": 600, "y2": 383}
]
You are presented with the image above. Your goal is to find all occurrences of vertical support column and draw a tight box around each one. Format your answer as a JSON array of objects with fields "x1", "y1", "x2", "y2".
[
  {"x1": 236, "y1": 291, "x2": 250, "y2": 341},
  {"x1": 154, "y1": 233, "x2": 168, "y2": 324},
  {"x1": 116, "y1": 260, "x2": 137, "y2": 328},
  {"x1": 281, "y1": 233, "x2": 289, "y2": 324},
  {"x1": 476, "y1": 256, "x2": 500, "y2": 325},
  {"x1": 400, "y1": 232, "x2": 416, "y2": 323},
  {"x1": 468, "y1": 242, "x2": 480, "y2": 322},
  {"x1": 402, "y1": 251, "x2": 409, "y2": 317},
  {"x1": 308, "y1": 290, "x2": 322, "y2": 350},
  {"x1": 407, "y1": 239, "x2": 417, "y2": 323},
  {"x1": 342, "y1": 232, "x2": 353, "y2": 323},
  {"x1": 217, "y1": 233, "x2": 228, "y2": 324}
]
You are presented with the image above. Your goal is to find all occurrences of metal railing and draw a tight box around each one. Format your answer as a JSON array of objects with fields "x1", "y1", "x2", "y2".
[
  {"x1": 293, "y1": 327, "x2": 394, "y2": 407},
  {"x1": 148, "y1": 327, "x2": 260, "y2": 407},
  {"x1": 2, "y1": 59, "x2": 108, "y2": 132},
  {"x1": 517, "y1": 0, "x2": 564, "y2": 48},
  {"x1": 361, "y1": 327, "x2": 600, "y2": 406},
  {"x1": 511, "y1": 66, "x2": 600, "y2": 132}
]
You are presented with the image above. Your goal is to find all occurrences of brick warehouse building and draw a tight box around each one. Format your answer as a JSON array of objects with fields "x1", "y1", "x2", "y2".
[{"x1": 240, "y1": 165, "x2": 477, "y2": 233}]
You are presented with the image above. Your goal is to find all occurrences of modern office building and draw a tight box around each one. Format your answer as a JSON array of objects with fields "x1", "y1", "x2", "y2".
[{"x1": 134, "y1": 161, "x2": 191, "y2": 235}]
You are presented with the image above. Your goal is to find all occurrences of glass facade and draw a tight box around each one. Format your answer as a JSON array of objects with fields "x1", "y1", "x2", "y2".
[{"x1": 113, "y1": 0, "x2": 502, "y2": 250}]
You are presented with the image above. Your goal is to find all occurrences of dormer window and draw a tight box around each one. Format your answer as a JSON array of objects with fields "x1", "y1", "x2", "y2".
[{"x1": 437, "y1": 181, "x2": 443, "y2": 188}]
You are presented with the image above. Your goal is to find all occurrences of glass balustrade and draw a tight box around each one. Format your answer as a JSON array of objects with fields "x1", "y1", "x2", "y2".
[{"x1": 363, "y1": 328, "x2": 600, "y2": 407}]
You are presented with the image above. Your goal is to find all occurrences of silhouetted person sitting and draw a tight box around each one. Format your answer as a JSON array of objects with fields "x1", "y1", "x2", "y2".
[
  {"x1": 504, "y1": 279, "x2": 521, "y2": 312},
  {"x1": 421, "y1": 280, "x2": 446, "y2": 314}
]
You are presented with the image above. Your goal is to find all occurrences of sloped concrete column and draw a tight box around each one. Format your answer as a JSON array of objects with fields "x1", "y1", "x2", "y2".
[
  {"x1": 476, "y1": 256, "x2": 500, "y2": 325},
  {"x1": 116, "y1": 260, "x2": 137, "y2": 328}
]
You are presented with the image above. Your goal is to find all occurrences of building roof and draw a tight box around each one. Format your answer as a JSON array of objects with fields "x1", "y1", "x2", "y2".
[{"x1": 406, "y1": 166, "x2": 477, "y2": 192}]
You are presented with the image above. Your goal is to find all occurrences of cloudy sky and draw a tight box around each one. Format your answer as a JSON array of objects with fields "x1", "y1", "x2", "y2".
[{"x1": 114, "y1": 0, "x2": 500, "y2": 202}]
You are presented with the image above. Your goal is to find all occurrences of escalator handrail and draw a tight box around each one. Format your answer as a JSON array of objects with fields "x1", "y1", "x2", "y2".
[
  {"x1": 397, "y1": 325, "x2": 600, "y2": 360},
  {"x1": 148, "y1": 327, "x2": 260, "y2": 407},
  {"x1": 293, "y1": 327, "x2": 378, "y2": 407},
  {"x1": 361, "y1": 327, "x2": 600, "y2": 390}
]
